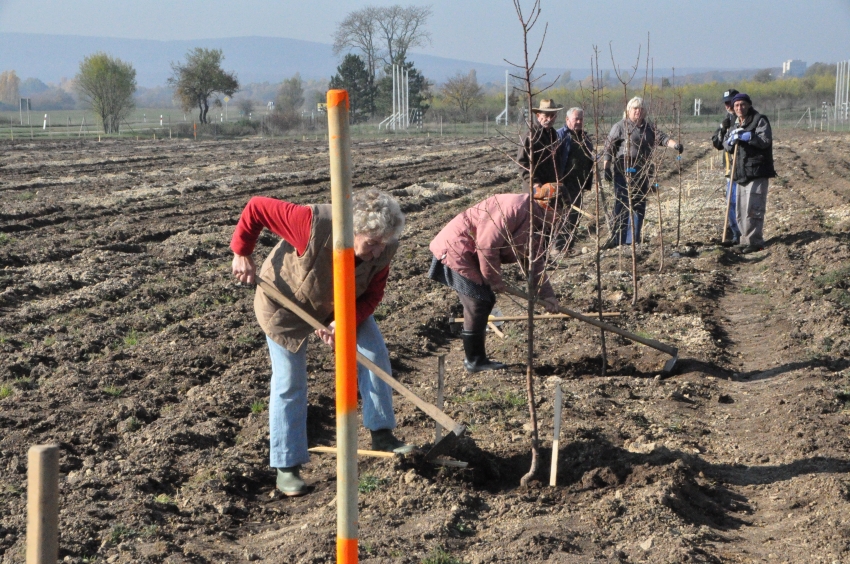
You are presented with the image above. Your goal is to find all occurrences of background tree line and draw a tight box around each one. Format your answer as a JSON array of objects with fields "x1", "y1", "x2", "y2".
[{"x1": 0, "y1": 2, "x2": 840, "y2": 134}]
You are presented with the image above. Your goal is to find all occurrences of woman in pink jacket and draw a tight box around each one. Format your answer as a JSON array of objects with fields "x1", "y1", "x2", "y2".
[{"x1": 428, "y1": 192, "x2": 560, "y2": 372}]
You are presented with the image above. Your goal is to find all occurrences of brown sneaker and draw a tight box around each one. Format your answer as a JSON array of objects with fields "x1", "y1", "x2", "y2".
[{"x1": 370, "y1": 429, "x2": 417, "y2": 455}]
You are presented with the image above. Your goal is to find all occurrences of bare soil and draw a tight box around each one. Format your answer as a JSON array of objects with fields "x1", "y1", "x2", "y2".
[{"x1": 1, "y1": 130, "x2": 849, "y2": 564}]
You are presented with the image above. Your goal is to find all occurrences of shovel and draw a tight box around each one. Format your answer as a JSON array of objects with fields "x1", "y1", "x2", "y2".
[
  {"x1": 721, "y1": 144, "x2": 740, "y2": 244},
  {"x1": 506, "y1": 285, "x2": 679, "y2": 375},
  {"x1": 256, "y1": 278, "x2": 466, "y2": 460}
]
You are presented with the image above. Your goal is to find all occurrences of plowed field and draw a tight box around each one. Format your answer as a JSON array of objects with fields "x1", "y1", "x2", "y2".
[{"x1": 1, "y1": 130, "x2": 849, "y2": 563}]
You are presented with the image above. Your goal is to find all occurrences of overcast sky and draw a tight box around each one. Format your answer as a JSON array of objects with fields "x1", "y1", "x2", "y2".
[{"x1": 0, "y1": 0, "x2": 847, "y2": 70}]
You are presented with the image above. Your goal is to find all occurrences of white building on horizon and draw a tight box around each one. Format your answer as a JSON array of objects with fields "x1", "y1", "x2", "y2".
[{"x1": 782, "y1": 59, "x2": 807, "y2": 78}]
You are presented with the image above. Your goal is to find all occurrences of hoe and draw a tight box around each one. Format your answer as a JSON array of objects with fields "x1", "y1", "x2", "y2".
[{"x1": 506, "y1": 285, "x2": 679, "y2": 375}]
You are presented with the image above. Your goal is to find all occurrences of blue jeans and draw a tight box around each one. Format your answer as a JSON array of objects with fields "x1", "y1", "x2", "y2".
[
  {"x1": 265, "y1": 315, "x2": 396, "y2": 468},
  {"x1": 726, "y1": 180, "x2": 741, "y2": 241},
  {"x1": 611, "y1": 173, "x2": 649, "y2": 245}
]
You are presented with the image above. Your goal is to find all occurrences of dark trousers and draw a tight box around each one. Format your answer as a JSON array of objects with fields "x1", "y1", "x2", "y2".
[
  {"x1": 458, "y1": 293, "x2": 496, "y2": 332},
  {"x1": 557, "y1": 182, "x2": 584, "y2": 248}
]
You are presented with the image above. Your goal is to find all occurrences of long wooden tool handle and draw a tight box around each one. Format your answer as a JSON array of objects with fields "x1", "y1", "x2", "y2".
[
  {"x1": 506, "y1": 285, "x2": 678, "y2": 357},
  {"x1": 571, "y1": 204, "x2": 595, "y2": 220},
  {"x1": 722, "y1": 143, "x2": 739, "y2": 243},
  {"x1": 309, "y1": 446, "x2": 397, "y2": 458},
  {"x1": 451, "y1": 313, "x2": 619, "y2": 323},
  {"x1": 256, "y1": 279, "x2": 459, "y2": 430}
]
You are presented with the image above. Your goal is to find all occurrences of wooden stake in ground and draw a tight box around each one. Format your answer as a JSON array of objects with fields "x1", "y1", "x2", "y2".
[
  {"x1": 722, "y1": 143, "x2": 740, "y2": 244},
  {"x1": 435, "y1": 355, "x2": 446, "y2": 443},
  {"x1": 693, "y1": 159, "x2": 699, "y2": 197},
  {"x1": 327, "y1": 88, "x2": 358, "y2": 564},
  {"x1": 27, "y1": 444, "x2": 59, "y2": 564},
  {"x1": 549, "y1": 384, "x2": 563, "y2": 487}
]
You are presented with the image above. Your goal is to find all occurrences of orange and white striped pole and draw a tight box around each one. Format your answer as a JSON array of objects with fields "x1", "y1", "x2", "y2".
[{"x1": 327, "y1": 89, "x2": 358, "y2": 563}]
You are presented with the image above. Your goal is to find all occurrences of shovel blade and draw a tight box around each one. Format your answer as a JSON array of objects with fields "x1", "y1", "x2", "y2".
[
  {"x1": 661, "y1": 354, "x2": 679, "y2": 377},
  {"x1": 424, "y1": 424, "x2": 466, "y2": 461}
]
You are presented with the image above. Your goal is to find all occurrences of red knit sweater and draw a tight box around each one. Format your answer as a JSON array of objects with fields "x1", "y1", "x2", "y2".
[{"x1": 230, "y1": 197, "x2": 388, "y2": 325}]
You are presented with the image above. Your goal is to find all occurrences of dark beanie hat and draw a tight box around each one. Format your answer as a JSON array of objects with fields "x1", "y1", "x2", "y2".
[
  {"x1": 722, "y1": 89, "x2": 740, "y2": 102},
  {"x1": 732, "y1": 93, "x2": 752, "y2": 104}
]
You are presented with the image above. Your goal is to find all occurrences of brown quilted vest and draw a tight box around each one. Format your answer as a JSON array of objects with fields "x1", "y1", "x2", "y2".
[{"x1": 253, "y1": 204, "x2": 398, "y2": 352}]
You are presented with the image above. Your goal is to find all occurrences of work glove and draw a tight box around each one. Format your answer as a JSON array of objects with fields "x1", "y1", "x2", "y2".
[
  {"x1": 726, "y1": 128, "x2": 740, "y2": 146},
  {"x1": 728, "y1": 130, "x2": 751, "y2": 145},
  {"x1": 625, "y1": 167, "x2": 637, "y2": 174},
  {"x1": 603, "y1": 167, "x2": 613, "y2": 182},
  {"x1": 674, "y1": 142, "x2": 684, "y2": 154}
]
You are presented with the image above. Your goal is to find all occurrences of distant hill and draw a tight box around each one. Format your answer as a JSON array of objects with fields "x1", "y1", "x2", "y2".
[
  {"x1": 0, "y1": 32, "x2": 748, "y2": 89},
  {"x1": 0, "y1": 32, "x2": 563, "y2": 87}
]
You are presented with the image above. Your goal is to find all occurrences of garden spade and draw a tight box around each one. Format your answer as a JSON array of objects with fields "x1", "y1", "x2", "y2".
[
  {"x1": 506, "y1": 285, "x2": 679, "y2": 376},
  {"x1": 255, "y1": 279, "x2": 466, "y2": 460}
]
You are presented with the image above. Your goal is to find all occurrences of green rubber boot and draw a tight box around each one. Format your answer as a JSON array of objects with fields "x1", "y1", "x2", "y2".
[
  {"x1": 371, "y1": 429, "x2": 417, "y2": 455},
  {"x1": 276, "y1": 466, "x2": 307, "y2": 497}
]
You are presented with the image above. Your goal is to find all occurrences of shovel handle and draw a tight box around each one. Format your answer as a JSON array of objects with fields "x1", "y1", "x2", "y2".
[
  {"x1": 722, "y1": 143, "x2": 739, "y2": 243},
  {"x1": 505, "y1": 285, "x2": 678, "y2": 357},
  {"x1": 256, "y1": 279, "x2": 459, "y2": 431}
]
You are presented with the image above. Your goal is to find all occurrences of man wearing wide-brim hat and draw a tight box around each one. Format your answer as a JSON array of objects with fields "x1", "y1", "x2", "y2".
[{"x1": 517, "y1": 99, "x2": 564, "y2": 193}]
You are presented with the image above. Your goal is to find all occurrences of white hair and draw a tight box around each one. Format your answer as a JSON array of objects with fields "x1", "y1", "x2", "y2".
[
  {"x1": 626, "y1": 97, "x2": 644, "y2": 111},
  {"x1": 623, "y1": 97, "x2": 645, "y2": 119},
  {"x1": 566, "y1": 107, "x2": 584, "y2": 119},
  {"x1": 352, "y1": 188, "x2": 405, "y2": 240}
]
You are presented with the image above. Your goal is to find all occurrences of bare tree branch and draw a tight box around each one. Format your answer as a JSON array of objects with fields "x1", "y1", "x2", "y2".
[{"x1": 332, "y1": 7, "x2": 382, "y2": 82}]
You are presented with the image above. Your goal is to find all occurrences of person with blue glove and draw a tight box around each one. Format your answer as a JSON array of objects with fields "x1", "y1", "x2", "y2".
[
  {"x1": 722, "y1": 93, "x2": 776, "y2": 254},
  {"x1": 710, "y1": 90, "x2": 743, "y2": 248},
  {"x1": 601, "y1": 96, "x2": 683, "y2": 249}
]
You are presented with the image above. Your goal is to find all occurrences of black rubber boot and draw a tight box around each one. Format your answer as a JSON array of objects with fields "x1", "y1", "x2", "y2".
[{"x1": 461, "y1": 330, "x2": 506, "y2": 373}]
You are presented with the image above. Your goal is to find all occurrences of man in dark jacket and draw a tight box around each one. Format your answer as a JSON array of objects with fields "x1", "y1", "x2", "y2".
[
  {"x1": 723, "y1": 93, "x2": 776, "y2": 254},
  {"x1": 554, "y1": 107, "x2": 594, "y2": 251},
  {"x1": 712, "y1": 89, "x2": 741, "y2": 245},
  {"x1": 517, "y1": 99, "x2": 563, "y2": 192}
]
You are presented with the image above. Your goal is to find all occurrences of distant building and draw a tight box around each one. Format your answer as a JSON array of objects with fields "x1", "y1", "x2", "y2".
[{"x1": 782, "y1": 59, "x2": 807, "y2": 78}]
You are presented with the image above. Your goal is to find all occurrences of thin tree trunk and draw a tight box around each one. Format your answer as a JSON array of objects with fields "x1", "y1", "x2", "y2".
[
  {"x1": 512, "y1": 0, "x2": 545, "y2": 488},
  {"x1": 675, "y1": 90, "x2": 683, "y2": 247},
  {"x1": 591, "y1": 49, "x2": 608, "y2": 376},
  {"x1": 654, "y1": 164, "x2": 665, "y2": 271},
  {"x1": 625, "y1": 127, "x2": 639, "y2": 306}
]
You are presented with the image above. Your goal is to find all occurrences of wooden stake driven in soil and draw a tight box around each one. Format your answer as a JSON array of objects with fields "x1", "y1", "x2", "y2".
[
  {"x1": 327, "y1": 88, "x2": 358, "y2": 564},
  {"x1": 549, "y1": 384, "x2": 563, "y2": 487},
  {"x1": 27, "y1": 444, "x2": 59, "y2": 564},
  {"x1": 435, "y1": 355, "x2": 446, "y2": 443}
]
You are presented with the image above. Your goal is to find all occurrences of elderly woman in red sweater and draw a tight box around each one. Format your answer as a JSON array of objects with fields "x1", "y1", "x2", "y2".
[
  {"x1": 231, "y1": 189, "x2": 413, "y2": 497},
  {"x1": 428, "y1": 192, "x2": 561, "y2": 372}
]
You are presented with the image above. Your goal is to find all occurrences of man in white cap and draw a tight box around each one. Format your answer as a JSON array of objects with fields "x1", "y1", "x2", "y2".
[
  {"x1": 712, "y1": 89, "x2": 742, "y2": 245},
  {"x1": 723, "y1": 93, "x2": 776, "y2": 254}
]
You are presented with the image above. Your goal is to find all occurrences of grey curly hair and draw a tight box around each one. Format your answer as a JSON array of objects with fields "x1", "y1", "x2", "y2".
[{"x1": 352, "y1": 188, "x2": 405, "y2": 240}]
